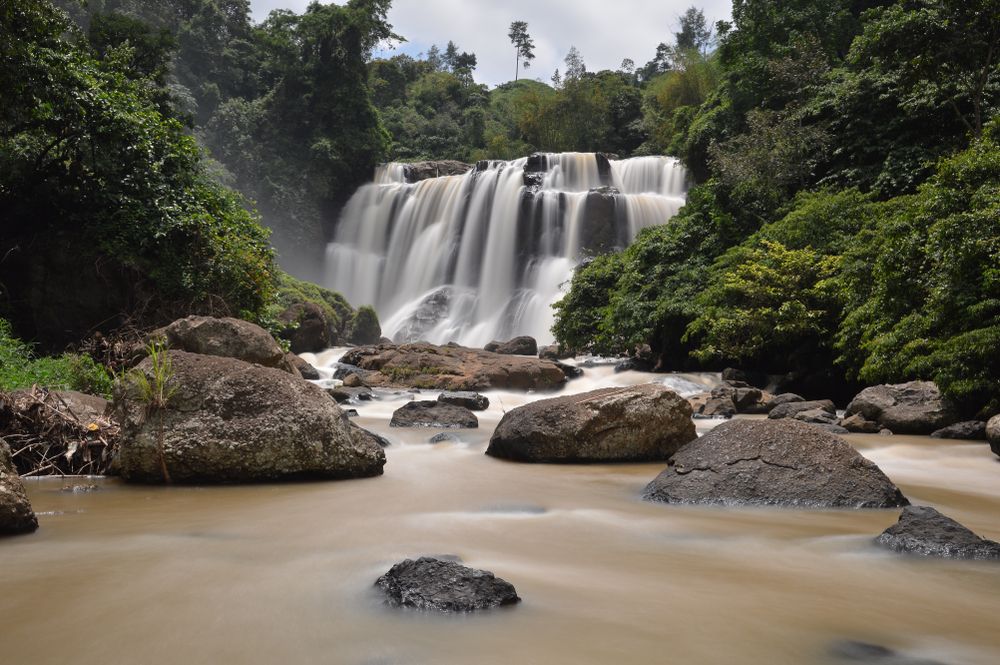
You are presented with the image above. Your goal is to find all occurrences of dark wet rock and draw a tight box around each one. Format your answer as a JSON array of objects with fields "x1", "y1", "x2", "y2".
[
  {"x1": 429, "y1": 432, "x2": 461, "y2": 444},
  {"x1": 326, "y1": 386, "x2": 374, "y2": 404},
  {"x1": 0, "y1": 441, "x2": 38, "y2": 535},
  {"x1": 984, "y1": 414, "x2": 999, "y2": 457},
  {"x1": 142, "y1": 316, "x2": 294, "y2": 373},
  {"x1": 278, "y1": 302, "x2": 329, "y2": 354},
  {"x1": 554, "y1": 360, "x2": 583, "y2": 380},
  {"x1": 768, "y1": 393, "x2": 805, "y2": 409},
  {"x1": 352, "y1": 425, "x2": 390, "y2": 449},
  {"x1": 768, "y1": 399, "x2": 836, "y2": 420},
  {"x1": 841, "y1": 413, "x2": 881, "y2": 434},
  {"x1": 344, "y1": 408, "x2": 359, "y2": 417},
  {"x1": 342, "y1": 373, "x2": 365, "y2": 388},
  {"x1": 437, "y1": 391, "x2": 489, "y2": 411},
  {"x1": 484, "y1": 336, "x2": 538, "y2": 356},
  {"x1": 286, "y1": 353, "x2": 320, "y2": 380},
  {"x1": 390, "y1": 401, "x2": 478, "y2": 429},
  {"x1": 879, "y1": 429, "x2": 894, "y2": 436},
  {"x1": 643, "y1": 419, "x2": 909, "y2": 508},
  {"x1": 794, "y1": 407, "x2": 840, "y2": 425},
  {"x1": 721, "y1": 367, "x2": 768, "y2": 389},
  {"x1": 830, "y1": 640, "x2": 948, "y2": 665},
  {"x1": 845, "y1": 381, "x2": 958, "y2": 435},
  {"x1": 403, "y1": 160, "x2": 473, "y2": 182},
  {"x1": 929, "y1": 420, "x2": 987, "y2": 440},
  {"x1": 340, "y1": 342, "x2": 566, "y2": 391},
  {"x1": 875, "y1": 505, "x2": 1000, "y2": 560},
  {"x1": 487, "y1": 383, "x2": 696, "y2": 463},
  {"x1": 813, "y1": 423, "x2": 851, "y2": 435},
  {"x1": 375, "y1": 557, "x2": 520, "y2": 612},
  {"x1": 114, "y1": 351, "x2": 385, "y2": 483}
]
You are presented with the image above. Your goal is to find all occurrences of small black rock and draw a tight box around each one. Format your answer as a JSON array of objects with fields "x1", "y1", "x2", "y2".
[
  {"x1": 437, "y1": 391, "x2": 489, "y2": 411},
  {"x1": 375, "y1": 557, "x2": 520, "y2": 612}
]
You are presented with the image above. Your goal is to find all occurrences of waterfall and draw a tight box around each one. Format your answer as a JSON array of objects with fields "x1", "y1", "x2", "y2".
[{"x1": 325, "y1": 153, "x2": 688, "y2": 347}]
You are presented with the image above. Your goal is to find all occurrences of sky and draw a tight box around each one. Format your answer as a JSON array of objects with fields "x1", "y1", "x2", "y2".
[{"x1": 249, "y1": 0, "x2": 733, "y2": 87}]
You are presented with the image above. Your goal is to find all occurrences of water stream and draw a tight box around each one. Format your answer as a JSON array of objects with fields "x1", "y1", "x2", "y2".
[{"x1": 3, "y1": 355, "x2": 999, "y2": 665}]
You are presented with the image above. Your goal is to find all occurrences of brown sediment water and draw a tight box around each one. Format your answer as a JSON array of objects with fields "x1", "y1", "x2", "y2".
[{"x1": 2, "y1": 359, "x2": 999, "y2": 665}]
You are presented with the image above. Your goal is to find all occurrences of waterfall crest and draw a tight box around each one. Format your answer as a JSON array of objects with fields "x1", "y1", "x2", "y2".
[{"x1": 325, "y1": 153, "x2": 687, "y2": 347}]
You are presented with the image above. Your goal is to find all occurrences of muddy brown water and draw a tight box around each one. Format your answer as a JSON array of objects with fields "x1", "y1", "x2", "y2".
[{"x1": 3, "y1": 358, "x2": 999, "y2": 665}]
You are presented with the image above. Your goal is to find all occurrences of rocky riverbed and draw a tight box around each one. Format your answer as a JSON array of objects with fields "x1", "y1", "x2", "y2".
[{"x1": 3, "y1": 346, "x2": 999, "y2": 665}]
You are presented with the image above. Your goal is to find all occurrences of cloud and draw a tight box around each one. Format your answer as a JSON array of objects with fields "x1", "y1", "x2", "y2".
[{"x1": 250, "y1": 0, "x2": 732, "y2": 86}]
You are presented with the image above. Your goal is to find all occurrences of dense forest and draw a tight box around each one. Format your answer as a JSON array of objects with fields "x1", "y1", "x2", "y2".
[{"x1": 1, "y1": 0, "x2": 998, "y2": 418}]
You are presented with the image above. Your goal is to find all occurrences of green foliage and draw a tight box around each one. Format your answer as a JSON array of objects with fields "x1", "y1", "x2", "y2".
[
  {"x1": 0, "y1": 320, "x2": 113, "y2": 396},
  {"x1": 127, "y1": 341, "x2": 176, "y2": 410},
  {"x1": 1, "y1": 0, "x2": 276, "y2": 328}
]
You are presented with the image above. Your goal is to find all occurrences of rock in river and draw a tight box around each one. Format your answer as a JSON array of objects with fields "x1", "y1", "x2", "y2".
[
  {"x1": 484, "y1": 336, "x2": 538, "y2": 356},
  {"x1": 844, "y1": 381, "x2": 958, "y2": 435},
  {"x1": 643, "y1": 419, "x2": 908, "y2": 508},
  {"x1": 0, "y1": 440, "x2": 38, "y2": 536},
  {"x1": 437, "y1": 391, "x2": 489, "y2": 411},
  {"x1": 929, "y1": 420, "x2": 987, "y2": 440},
  {"x1": 340, "y1": 342, "x2": 566, "y2": 391},
  {"x1": 375, "y1": 557, "x2": 520, "y2": 612},
  {"x1": 390, "y1": 401, "x2": 478, "y2": 429},
  {"x1": 487, "y1": 383, "x2": 696, "y2": 463},
  {"x1": 115, "y1": 351, "x2": 385, "y2": 483},
  {"x1": 874, "y1": 505, "x2": 1000, "y2": 560},
  {"x1": 142, "y1": 315, "x2": 294, "y2": 373},
  {"x1": 987, "y1": 414, "x2": 1000, "y2": 458}
]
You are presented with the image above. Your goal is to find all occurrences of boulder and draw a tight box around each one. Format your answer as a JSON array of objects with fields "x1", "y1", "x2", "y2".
[
  {"x1": 351, "y1": 424, "x2": 390, "y2": 449},
  {"x1": 538, "y1": 344, "x2": 573, "y2": 360},
  {"x1": 437, "y1": 391, "x2": 489, "y2": 411},
  {"x1": 278, "y1": 302, "x2": 329, "y2": 354},
  {"x1": 554, "y1": 360, "x2": 583, "y2": 379},
  {"x1": 768, "y1": 393, "x2": 804, "y2": 409},
  {"x1": 326, "y1": 386, "x2": 373, "y2": 404},
  {"x1": 987, "y1": 415, "x2": 1000, "y2": 457},
  {"x1": 144, "y1": 316, "x2": 293, "y2": 373},
  {"x1": 0, "y1": 440, "x2": 38, "y2": 535},
  {"x1": 375, "y1": 557, "x2": 520, "y2": 612},
  {"x1": 51, "y1": 390, "x2": 109, "y2": 424},
  {"x1": 484, "y1": 336, "x2": 538, "y2": 356},
  {"x1": 342, "y1": 373, "x2": 364, "y2": 388},
  {"x1": 339, "y1": 343, "x2": 567, "y2": 391},
  {"x1": 286, "y1": 353, "x2": 320, "y2": 380},
  {"x1": 874, "y1": 505, "x2": 1000, "y2": 560},
  {"x1": 793, "y1": 407, "x2": 839, "y2": 425},
  {"x1": 767, "y1": 399, "x2": 836, "y2": 420},
  {"x1": 390, "y1": 401, "x2": 478, "y2": 429},
  {"x1": 721, "y1": 367, "x2": 769, "y2": 389},
  {"x1": 689, "y1": 392, "x2": 736, "y2": 419},
  {"x1": 487, "y1": 384, "x2": 696, "y2": 463},
  {"x1": 114, "y1": 351, "x2": 385, "y2": 483},
  {"x1": 841, "y1": 413, "x2": 881, "y2": 434},
  {"x1": 844, "y1": 381, "x2": 958, "y2": 435},
  {"x1": 429, "y1": 432, "x2": 461, "y2": 444},
  {"x1": 929, "y1": 420, "x2": 987, "y2": 440},
  {"x1": 642, "y1": 419, "x2": 909, "y2": 508}
]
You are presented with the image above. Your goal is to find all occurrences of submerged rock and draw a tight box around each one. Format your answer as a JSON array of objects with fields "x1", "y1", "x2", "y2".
[
  {"x1": 841, "y1": 413, "x2": 881, "y2": 434},
  {"x1": 874, "y1": 505, "x2": 1000, "y2": 560},
  {"x1": 142, "y1": 316, "x2": 294, "y2": 373},
  {"x1": 830, "y1": 640, "x2": 948, "y2": 665},
  {"x1": 390, "y1": 401, "x2": 478, "y2": 429},
  {"x1": 484, "y1": 336, "x2": 538, "y2": 356},
  {"x1": 375, "y1": 557, "x2": 520, "y2": 612},
  {"x1": 844, "y1": 381, "x2": 958, "y2": 435},
  {"x1": 643, "y1": 419, "x2": 908, "y2": 508},
  {"x1": 0, "y1": 441, "x2": 38, "y2": 536},
  {"x1": 339, "y1": 342, "x2": 566, "y2": 391},
  {"x1": 286, "y1": 353, "x2": 320, "y2": 380},
  {"x1": 487, "y1": 383, "x2": 696, "y2": 463},
  {"x1": 115, "y1": 351, "x2": 385, "y2": 483},
  {"x1": 437, "y1": 391, "x2": 489, "y2": 411},
  {"x1": 929, "y1": 420, "x2": 987, "y2": 440}
]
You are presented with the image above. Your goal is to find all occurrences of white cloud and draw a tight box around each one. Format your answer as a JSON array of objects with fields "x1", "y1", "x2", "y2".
[{"x1": 250, "y1": 0, "x2": 732, "y2": 86}]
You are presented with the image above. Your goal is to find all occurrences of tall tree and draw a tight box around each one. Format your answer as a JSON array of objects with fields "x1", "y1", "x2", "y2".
[
  {"x1": 508, "y1": 20, "x2": 535, "y2": 81},
  {"x1": 564, "y1": 46, "x2": 586, "y2": 80},
  {"x1": 675, "y1": 7, "x2": 714, "y2": 55}
]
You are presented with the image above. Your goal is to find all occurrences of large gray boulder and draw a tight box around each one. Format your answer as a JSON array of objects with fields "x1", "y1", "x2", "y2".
[
  {"x1": 144, "y1": 316, "x2": 294, "y2": 373},
  {"x1": 487, "y1": 383, "x2": 696, "y2": 463},
  {"x1": 0, "y1": 440, "x2": 37, "y2": 535},
  {"x1": 875, "y1": 505, "x2": 1000, "y2": 560},
  {"x1": 844, "y1": 381, "x2": 958, "y2": 435},
  {"x1": 437, "y1": 391, "x2": 489, "y2": 411},
  {"x1": 987, "y1": 415, "x2": 1000, "y2": 458},
  {"x1": 115, "y1": 351, "x2": 385, "y2": 483},
  {"x1": 484, "y1": 336, "x2": 538, "y2": 356},
  {"x1": 767, "y1": 399, "x2": 836, "y2": 420},
  {"x1": 375, "y1": 557, "x2": 520, "y2": 612},
  {"x1": 643, "y1": 419, "x2": 908, "y2": 508},
  {"x1": 929, "y1": 420, "x2": 986, "y2": 440}
]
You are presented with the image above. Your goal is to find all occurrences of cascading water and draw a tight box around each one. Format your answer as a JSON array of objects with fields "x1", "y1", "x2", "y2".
[{"x1": 325, "y1": 153, "x2": 687, "y2": 347}]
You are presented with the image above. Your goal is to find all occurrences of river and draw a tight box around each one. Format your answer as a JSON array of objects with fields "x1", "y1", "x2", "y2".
[{"x1": 3, "y1": 356, "x2": 999, "y2": 665}]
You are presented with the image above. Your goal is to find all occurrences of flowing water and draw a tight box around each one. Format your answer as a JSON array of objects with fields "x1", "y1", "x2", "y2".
[
  {"x1": 325, "y1": 153, "x2": 687, "y2": 347},
  {"x1": 3, "y1": 355, "x2": 999, "y2": 665}
]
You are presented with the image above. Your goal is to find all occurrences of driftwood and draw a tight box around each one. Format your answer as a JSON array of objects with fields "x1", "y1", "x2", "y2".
[{"x1": 0, "y1": 387, "x2": 120, "y2": 476}]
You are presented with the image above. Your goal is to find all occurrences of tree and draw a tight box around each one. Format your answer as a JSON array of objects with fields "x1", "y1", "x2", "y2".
[
  {"x1": 551, "y1": 68, "x2": 562, "y2": 88},
  {"x1": 564, "y1": 46, "x2": 586, "y2": 80},
  {"x1": 508, "y1": 20, "x2": 535, "y2": 81},
  {"x1": 444, "y1": 40, "x2": 459, "y2": 70},
  {"x1": 675, "y1": 7, "x2": 714, "y2": 55}
]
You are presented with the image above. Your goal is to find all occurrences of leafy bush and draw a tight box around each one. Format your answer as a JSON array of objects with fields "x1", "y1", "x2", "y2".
[{"x1": 0, "y1": 320, "x2": 113, "y2": 396}]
